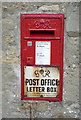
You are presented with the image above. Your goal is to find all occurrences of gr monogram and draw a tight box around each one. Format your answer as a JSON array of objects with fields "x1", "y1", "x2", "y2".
[
  {"x1": 34, "y1": 19, "x2": 51, "y2": 29},
  {"x1": 34, "y1": 68, "x2": 50, "y2": 77}
]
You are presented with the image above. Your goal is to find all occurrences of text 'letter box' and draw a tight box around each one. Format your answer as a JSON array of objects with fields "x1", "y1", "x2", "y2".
[{"x1": 20, "y1": 14, "x2": 64, "y2": 101}]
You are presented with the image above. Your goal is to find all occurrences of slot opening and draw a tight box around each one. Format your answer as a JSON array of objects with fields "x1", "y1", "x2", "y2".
[{"x1": 30, "y1": 30, "x2": 55, "y2": 38}]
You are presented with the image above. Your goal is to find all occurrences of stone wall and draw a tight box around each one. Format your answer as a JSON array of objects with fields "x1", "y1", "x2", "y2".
[{"x1": 2, "y1": 2, "x2": 80, "y2": 119}]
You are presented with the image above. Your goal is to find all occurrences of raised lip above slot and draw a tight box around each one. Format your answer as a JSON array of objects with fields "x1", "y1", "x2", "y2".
[{"x1": 24, "y1": 37, "x2": 61, "y2": 40}]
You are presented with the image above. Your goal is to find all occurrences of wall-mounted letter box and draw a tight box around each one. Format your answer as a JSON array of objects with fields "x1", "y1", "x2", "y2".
[{"x1": 20, "y1": 14, "x2": 64, "y2": 101}]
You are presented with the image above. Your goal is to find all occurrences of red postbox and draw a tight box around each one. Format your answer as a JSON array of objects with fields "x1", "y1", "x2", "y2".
[{"x1": 20, "y1": 14, "x2": 64, "y2": 101}]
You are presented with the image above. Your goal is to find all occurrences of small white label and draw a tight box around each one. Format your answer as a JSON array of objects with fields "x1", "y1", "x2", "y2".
[
  {"x1": 35, "y1": 41, "x2": 51, "y2": 65},
  {"x1": 27, "y1": 41, "x2": 32, "y2": 46}
]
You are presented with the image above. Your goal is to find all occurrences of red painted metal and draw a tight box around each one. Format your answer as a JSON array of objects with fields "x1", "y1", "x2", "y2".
[{"x1": 20, "y1": 14, "x2": 64, "y2": 101}]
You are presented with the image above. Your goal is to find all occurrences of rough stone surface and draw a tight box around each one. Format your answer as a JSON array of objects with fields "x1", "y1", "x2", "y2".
[
  {"x1": 38, "y1": 5, "x2": 59, "y2": 11},
  {"x1": 66, "y1": 3, "x2": 79, "y2": 36},
  {"x1": 0, "y1": 2, "x2": 2, "y2": 120},
  {"x1": 2, "y1": 2, "x2": 80, "y2": 119}
]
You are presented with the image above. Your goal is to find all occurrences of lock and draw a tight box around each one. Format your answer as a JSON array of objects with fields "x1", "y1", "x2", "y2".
[{"x1": 20, "y1": 14, "x2": 64, "y2": 101}]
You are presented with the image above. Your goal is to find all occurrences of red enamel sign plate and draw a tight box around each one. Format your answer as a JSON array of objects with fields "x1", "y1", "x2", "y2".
[{"x1": 20, "y1": 14, "x2": 64, "y2": 101}]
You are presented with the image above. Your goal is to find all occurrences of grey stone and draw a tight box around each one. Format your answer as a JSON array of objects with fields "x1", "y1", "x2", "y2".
[
  {"x1": 67, "y1": 32, "x2": 79, "y2": 37},
  {"x1": 2, "y1": 17, "x2": 14, "y2": 30},
  {"x1": 35, "y1": 102, "x2": 48, "y2": 112},
  {"x1": 66, "y1": 4, "x2": 79, "y2": 33},
  {"x1": 38, "y1": 5, "x2": 59, "y2": 12}
]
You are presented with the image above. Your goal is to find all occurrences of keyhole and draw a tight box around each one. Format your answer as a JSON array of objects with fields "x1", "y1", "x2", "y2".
[{"x1": 28, "y1": 58, "x2": 30, "y2": 61}]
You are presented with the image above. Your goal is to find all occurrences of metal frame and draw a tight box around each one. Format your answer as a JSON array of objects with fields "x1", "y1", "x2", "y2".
[{"x1": 20, "y1": 14, "x2": 64, "y2": 101}]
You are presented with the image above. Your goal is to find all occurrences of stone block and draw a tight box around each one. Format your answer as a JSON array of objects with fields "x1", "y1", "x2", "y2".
[
  {"x1": 38, "y1": 5, "x2": 59, "y2": 12},
  {"x1": 66, "y1": 4, "x2": 79, "y2": 35}
]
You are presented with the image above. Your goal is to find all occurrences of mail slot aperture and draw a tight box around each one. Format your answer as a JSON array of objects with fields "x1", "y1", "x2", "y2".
[{"x1": 30, "y1": 30, "x2": 55, "y2": 38}]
